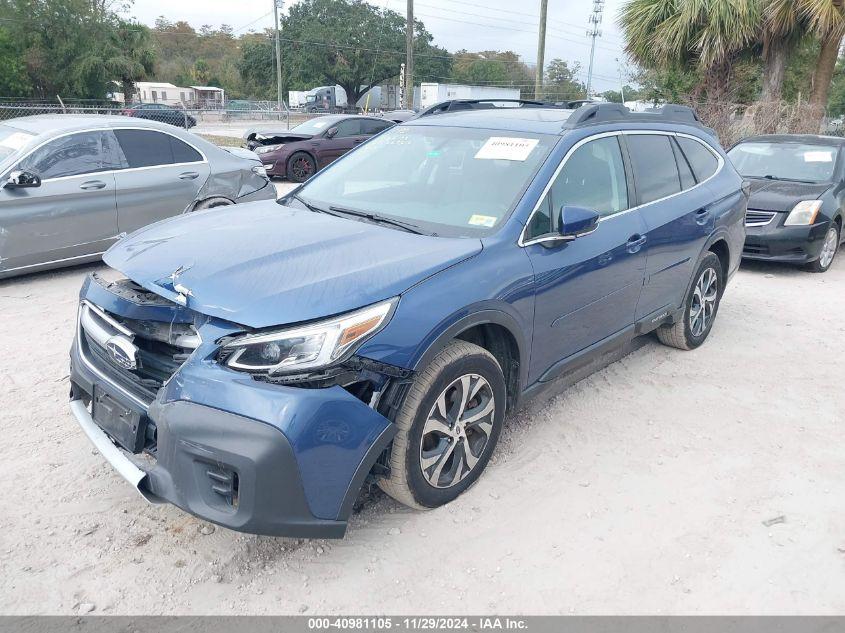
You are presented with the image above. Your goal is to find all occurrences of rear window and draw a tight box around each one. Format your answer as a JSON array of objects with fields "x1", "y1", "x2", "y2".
[
  {"x1": 627, "y1": 134, "x2": 681, "y2": 204},
  {"x1": 727, "y1": 141, "x2": 838, "y2": 183},
  {"x1": 114, "y1": 129, "x2": 202, "y2": 168}
]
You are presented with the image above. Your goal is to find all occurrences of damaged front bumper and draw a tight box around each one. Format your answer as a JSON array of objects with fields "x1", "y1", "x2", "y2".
[{"x1": 69, "y1": 274, "x2": 401, "y2": 538}]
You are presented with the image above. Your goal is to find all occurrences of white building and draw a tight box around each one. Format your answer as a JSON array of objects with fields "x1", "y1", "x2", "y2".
[{"x1": 110, "y1": 82, "x2": 225, "y2": 107}]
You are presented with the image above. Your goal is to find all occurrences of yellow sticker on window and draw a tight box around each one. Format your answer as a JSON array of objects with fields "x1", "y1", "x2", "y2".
[{"x1": 468, "y1": 214, "x2": 497, "y2": 227}]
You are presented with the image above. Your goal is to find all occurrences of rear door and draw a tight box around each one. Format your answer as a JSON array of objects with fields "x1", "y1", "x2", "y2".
[
  {"x1": 627, "y1": 132, "x2": 719, "y2": 320},
  {"x1": 111, "y1": 128, "x2": 210, "y2": 234},
  {"x1": 0, "y1": 130, "x2": 119, "y2": 273}
]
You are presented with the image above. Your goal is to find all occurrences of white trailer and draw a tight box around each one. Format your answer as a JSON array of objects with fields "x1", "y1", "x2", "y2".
[
  {"x1": 418, "y1": 83, "x2": 520, "y2": 109},
  {"x1": 288, "y1": 91, "x2": 308, "y2": 108}
]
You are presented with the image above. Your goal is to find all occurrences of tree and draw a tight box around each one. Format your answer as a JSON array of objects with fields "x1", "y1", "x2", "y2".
[
  {"x1": 541, "y1": 59, "x2": 586, "y2": 102},
  {"x1": 804, "y1": 0, "x2": 845, "y2": 110},
  {"x1": 618, "y1": 0, "x2": 759, "y2": 102},
  {"x1": 278, "y1": 0, "x2": 447, "y2": 104}
]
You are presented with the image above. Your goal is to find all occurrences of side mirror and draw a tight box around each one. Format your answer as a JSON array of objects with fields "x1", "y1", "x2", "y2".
[
  {"x1": 4, "y1": 170, "x2": 41, "y2": 189},
  {"x1": 559, "y1": 205, "x2": 599, "y2": 238},
  {"x1": 325, "y1": 127, "x2": 338, "y2": 139}
]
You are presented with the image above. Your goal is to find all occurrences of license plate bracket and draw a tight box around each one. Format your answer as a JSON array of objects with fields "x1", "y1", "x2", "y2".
[{"x1": 92, "y1": 386, "x2": 145, "y2": 453}]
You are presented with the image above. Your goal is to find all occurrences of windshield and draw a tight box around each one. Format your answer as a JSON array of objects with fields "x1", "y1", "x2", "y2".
[
  {"x1": 294, "y1": 125, "x2": 556, "y2": 237},
  {"x1": 728, "y1": 141, "x2": 839, "y2": 183},
  {"x1": 291, "y1": 117, "x2": 339, "y2": 135},
  {"x1": 0, "y1": 125, "x2": 35, "y2": 163}
]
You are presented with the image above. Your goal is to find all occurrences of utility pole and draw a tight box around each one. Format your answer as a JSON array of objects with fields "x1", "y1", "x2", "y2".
[
  {"x1": 534, "y1": 0, "x2": 548, "y2": 101},
  {"x1": 586, "y1": 0, "x2": 604, "y2": 98},
  {"x1": 405, "y1": 0, "x2": 414, "y2": 109},
  {"x1": 616, "y1": 57, "x2": 625, "y2": 103},
  {"x1": 274, "y1": 0, "x2": 284, "y2": 123}
]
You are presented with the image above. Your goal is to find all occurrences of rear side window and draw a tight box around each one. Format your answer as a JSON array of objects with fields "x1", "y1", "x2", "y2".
[
  {"x1": 114, "y1": 129, "x2": 202, "y2": 168},
  {"x1": 18, "y1": 132, "x2": 106, "y2": 179},
  {"x1": 677, "y1": 137, "x2": 719, "y2": 182},
  {"x1": 626, "y1": 134, "x2": 681, "y2": 204}
]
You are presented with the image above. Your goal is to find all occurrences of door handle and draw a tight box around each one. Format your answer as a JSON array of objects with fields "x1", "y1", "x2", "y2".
[
  {"x1": 695, "y1": 208, "x2": 711, "y2": 225},
  {"x1": 178, "y1": 171, "x2": 200, "y2": 180},
  {"x1": 626, "y1": 234, "x2": 647, "y2": 253},
  {"x1": 353, "y1": 138, "x2": 365, "y2": 144},
  {"x1": 79, "y1": 180, "x2": 106, "y2": 190}
]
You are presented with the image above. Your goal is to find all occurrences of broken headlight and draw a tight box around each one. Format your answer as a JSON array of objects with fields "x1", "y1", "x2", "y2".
[{"x1": 221, "y1": 298, "x2": 397, "y2": 375}]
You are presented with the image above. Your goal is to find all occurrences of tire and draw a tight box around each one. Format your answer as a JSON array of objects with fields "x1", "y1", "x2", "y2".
[
  {"x1": 655, "y1": 252, "x2": 723, "y2": 351},
  {"x1": 807, "y1": 223, "x2": 840, "y2": 273},
  {"x1": 192, "y1": 197, "x2": 233, "y2": 211},
  {"x1": 287, "y1": 152, "x2": 317, "y2": 183},
  {"x1": 378, "y1": 340, "x2": 506, "y2": 510}
]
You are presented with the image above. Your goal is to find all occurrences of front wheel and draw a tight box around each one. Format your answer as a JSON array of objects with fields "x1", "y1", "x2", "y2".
[
  {"x1": 287, "y1": 152, "x2": 316, "y2": 183},
  {"x1": 807, "y1": 224, "x2": 840, "y2": 273},
  {"x1": 378, "y1": 341, "x2": 506, "y2": 509},
  {"x1": 656, "y1": 252, "x2": 723, "y2": 350}
]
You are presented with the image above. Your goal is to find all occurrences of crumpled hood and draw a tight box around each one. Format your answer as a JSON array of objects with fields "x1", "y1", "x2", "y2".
[
  {"x1": 746, "y1": 178, "x2": 832, "y2": 212},
  {"x1": 103, "y1": 201, "x2": 481, "y2": 329}
]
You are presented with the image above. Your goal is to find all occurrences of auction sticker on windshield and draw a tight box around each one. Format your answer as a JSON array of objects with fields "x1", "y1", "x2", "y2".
[
  {"x1": 804, "y1": 151, "x2": 833, "y2": 162},
  {"x1": 0, "y1": 132, "x2": 33, "y2": 151},
  {"x1": 475, "y1": 137, "x2": 539, "y2": 161},
  {"x1": 468, "y1": 214, "x2": 497, "y2": 227}
]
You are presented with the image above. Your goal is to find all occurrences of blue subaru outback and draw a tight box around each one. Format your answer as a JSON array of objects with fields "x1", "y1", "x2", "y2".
[{"x1": 69, "y1": 102, "x2": 746, "y2": 538}]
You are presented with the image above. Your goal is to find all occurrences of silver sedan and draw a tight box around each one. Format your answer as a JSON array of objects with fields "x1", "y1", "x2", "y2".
[{"x1": 0, "y1": 115, "x2": 276, "y2": 279}]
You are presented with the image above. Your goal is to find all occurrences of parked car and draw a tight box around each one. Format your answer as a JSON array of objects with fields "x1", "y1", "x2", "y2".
[
  {"x1": 728, "y1": 134, "x2": 844, "y2": 272},
  {"x1": 123, "y1": 103, "x2": 197, "y2": 128},
  {"x1": 69, "y1": 103, "x2": 745, "y2": 538},
  {"x1": 246, "y1": 115, "x2": 394, "y2": 182},
  {"x1": 0, "y1": 115, "x2": 275, "y2": 278}
]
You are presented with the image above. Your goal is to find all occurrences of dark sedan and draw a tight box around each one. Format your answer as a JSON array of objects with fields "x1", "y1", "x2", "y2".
[
  {"x1": 246, "y1": 115, "x2": 394, "y2": 182},
  {"x1": 123, "y1": 103, "x2": 196, "y2": 129},
  {"x1": 728, "y1": 134, "x2": 845, "y2": 272}
]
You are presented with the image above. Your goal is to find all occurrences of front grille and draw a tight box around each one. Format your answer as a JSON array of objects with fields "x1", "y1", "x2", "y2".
[
  {"x1": 745, "y1": 209, "x2": 777, "y2": 226},
  {"x1": 79, "y1": 302, "x2": 198, "y2": 401}
]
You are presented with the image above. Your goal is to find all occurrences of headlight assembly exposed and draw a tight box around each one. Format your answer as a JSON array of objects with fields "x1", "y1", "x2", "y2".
[
  {"x1": 222, "y1": 298, "x2": 397, "y2": 374},
  {"x1": 784, "y1": 200, "x2": 822, "y2": 226},
  {"x1": 251, "y1": 165, "x2": 268, "y2": 178},
  {"x1": 255, "y1": 144, "x2": 283, "y2": 155}
]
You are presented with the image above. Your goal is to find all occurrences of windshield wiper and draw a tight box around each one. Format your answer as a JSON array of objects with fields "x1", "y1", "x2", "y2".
[
  {"x1": 290, "y1": 193, "x2": 342, "y2": 217},
  {"x1": 760, "y1": 174, "x2": 818, "y2": 184},
  {"x1": 328, "y1": 205, "x2": 427, "y2": 235}
]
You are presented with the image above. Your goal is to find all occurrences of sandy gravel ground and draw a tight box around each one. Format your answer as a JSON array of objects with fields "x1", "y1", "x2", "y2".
[{"x1": 1, "y1": 204, "x2": 843, "y2": 614}]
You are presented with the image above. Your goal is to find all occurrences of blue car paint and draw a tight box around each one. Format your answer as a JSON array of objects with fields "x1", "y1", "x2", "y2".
[
  {"x1": 103, "y1": 201, "x2": 482, "y2": 329},
  {"x1": 79, "y1": 275, "x2": 393, "y2": 521},
  {"x1": 73, "y1": 108, "x2": 747, "y2": 536}
]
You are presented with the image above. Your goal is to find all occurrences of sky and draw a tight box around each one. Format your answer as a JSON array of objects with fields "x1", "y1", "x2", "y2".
[{"x1": 123, "y1": 0, "x2": 631, "y2": 95}]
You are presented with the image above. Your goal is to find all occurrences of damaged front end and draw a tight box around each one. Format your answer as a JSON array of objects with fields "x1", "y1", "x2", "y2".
[{"x1": 69, "y1": 272, "x2": 410, "y2": 538}]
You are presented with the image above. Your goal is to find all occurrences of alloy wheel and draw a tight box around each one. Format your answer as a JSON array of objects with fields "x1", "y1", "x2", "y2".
[
  {"x1": 419, "y1": 374, "x2": 495, "y2": 489},
  {"x1": 819, "y1": 227, "x2": 839, "y2": 270},
  {"x1": 689, "y1": 267, "x2": 718, "y2": 338},
  {"x1": 291, "y1": 157, "x2": 313, "y2": 180}
]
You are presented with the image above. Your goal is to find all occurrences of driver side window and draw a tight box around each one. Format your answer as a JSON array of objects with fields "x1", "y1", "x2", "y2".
[
  {"x1": 334, "y1": 119, "x2": 362, "y2": 138},
  {"x1": 17, "y1": 131, "x2": 107, "y2": 180},
  {"x1": 525, "y1": 136, "x2": 629, "y2": 240}
]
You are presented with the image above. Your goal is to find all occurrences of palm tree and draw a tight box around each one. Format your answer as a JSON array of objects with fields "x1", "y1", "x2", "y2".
[
  {"x1": 803, "y1": 0, "x2": 845, "y2": 110},
  {"x1": 618, "y1": 0, "x2": 759, "y2": 102}
]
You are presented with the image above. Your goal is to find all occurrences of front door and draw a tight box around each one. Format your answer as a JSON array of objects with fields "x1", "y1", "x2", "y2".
[
  {"x1": 315, "y1": 118, "x2": 366, "y2": 167},
  {"x1": 0, "y1": 130, "x2": 119, "y2": 273},
  {"x1": 111, "y1": 129, "x2": 210, "y2": 234},
  {"x1": 523, "y1": 134, "x2": 647, "y2": 383}
]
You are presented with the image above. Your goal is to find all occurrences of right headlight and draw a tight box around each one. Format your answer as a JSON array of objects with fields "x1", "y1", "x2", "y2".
[
  {"x1": 220, "y1": 298, "x2": 397, "y2": 375},
  {"x1": 784, "y1": 200, "x2": 823, "y2": 226},
  {"x1": 255, "y1": 144, "x2": 283, "y2": 155}
]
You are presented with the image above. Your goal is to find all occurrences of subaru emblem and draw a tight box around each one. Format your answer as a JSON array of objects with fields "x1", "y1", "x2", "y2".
[{"x1": 105, "y1": 335, "x2": 138, "y2": 370}]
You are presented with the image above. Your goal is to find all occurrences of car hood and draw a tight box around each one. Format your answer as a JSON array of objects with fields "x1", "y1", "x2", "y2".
[
  {"x1": 103, "y1": 201, "x2": 482, "y2": 329},
  {"x1": 245, "y1": 130, "x2": 314, "y2": 143},
  {"x1": 746, "y1": 178, "x2": 832, "y2": 212}
]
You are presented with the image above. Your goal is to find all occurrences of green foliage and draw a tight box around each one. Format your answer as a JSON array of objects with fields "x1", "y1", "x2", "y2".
[{"x1": 540, "y1": 59, "x2": 586, "y2": 102}]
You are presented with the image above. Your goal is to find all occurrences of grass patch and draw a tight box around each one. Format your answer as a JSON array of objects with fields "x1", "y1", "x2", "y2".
[{"x1": 198, "y1": 134, "x2": 242, "y2": 147}]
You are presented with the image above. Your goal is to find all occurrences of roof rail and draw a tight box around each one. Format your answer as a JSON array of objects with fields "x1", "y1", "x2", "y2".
[
  {"x1": 416, "y1": 99, "x2": 570, "y2": 118},
  {"x1": 564, "y1": 103, "x2": 715, "y2": 134}
]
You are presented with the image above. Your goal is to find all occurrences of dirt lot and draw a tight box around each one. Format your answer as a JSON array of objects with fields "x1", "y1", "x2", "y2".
[{"x1": 1, "y1": 198, "x2": 844, "y2": 614}]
